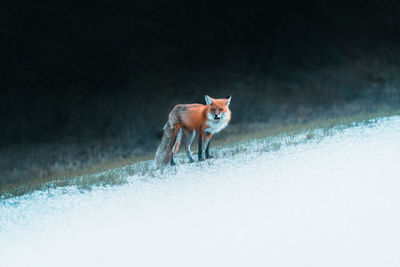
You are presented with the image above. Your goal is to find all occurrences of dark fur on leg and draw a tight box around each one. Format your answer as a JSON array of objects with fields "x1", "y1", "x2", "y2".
[
  {"x1": 198, "y1": 134, "x2": 203, "y2": 161},
  {"x1": 205, "y1": 139, "x2": 213, "y2": 159}
]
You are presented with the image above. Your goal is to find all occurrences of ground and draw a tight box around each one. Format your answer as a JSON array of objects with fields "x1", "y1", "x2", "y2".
[{"x1": 1, "y1": 115, "x2": 399, "y2": 267}]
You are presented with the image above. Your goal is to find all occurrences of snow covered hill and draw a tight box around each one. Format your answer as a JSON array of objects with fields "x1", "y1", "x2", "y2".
[{"x1": 1, "y1": 116, "x2": 400, "y2": 267}]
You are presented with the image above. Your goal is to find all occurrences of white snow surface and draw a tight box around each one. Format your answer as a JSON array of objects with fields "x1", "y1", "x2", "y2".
[{"x1": 1, "y1": 116, "x2": 400, "y2": 267}]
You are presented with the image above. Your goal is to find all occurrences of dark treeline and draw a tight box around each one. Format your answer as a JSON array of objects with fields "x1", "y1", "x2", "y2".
[{"x1": 2, "y1": 0, "x2": 400, "y2": 146}]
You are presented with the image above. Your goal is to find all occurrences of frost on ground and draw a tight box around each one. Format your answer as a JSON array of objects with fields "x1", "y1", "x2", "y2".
[{"x1": 1, "y1": 116, "x2": 400, "y2": 267}]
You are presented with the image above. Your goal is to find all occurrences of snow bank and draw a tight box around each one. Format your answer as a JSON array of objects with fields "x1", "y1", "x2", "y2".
[{"x1": 1, "y1": 116, "x2": 400, "y2": 267}]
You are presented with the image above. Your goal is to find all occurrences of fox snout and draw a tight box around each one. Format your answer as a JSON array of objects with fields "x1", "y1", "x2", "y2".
[{"x1": 213, "y1": 114, "x2": 221, "y2": 120}]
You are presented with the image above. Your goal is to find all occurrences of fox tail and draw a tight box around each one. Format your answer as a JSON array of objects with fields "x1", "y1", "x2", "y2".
[{"x1": 154, "y1": 120, "x2": 175, "y2": 168}]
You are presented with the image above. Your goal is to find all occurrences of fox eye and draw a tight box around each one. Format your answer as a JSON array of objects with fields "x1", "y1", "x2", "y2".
[
  {"x1": 219, "y1": 108, "x2": 223, "y2": 112},
  {"x1": 211, "y1": 108, "x2": 215, "y2": 112}
]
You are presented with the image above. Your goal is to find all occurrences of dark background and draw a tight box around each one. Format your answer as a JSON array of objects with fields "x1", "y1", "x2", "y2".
[{"x1": 1, "y1": 0, "x2": 400, "y2": 180}]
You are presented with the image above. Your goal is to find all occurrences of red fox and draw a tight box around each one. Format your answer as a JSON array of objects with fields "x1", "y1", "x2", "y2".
[{"x1": 154, "y1": 95, "x2": 231, "y2": 167}]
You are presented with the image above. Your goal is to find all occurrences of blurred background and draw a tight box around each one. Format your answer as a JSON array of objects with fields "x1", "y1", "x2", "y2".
[{"x1": 1, "y1": 0, "x2": 400, "y2": 183}]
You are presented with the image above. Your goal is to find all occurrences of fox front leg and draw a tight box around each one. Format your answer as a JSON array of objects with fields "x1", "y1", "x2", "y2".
[
  {"x1": 205, "y1": 133, "x2": 213, "y2": 159},
  {"x1": 198, "y1": 131, "x2": 204, "y2": 161}
]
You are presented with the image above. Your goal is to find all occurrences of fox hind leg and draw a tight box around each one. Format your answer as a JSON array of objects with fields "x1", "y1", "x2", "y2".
[
  {"x1": 170, "y1": 127, "x2": 182, "y2": 166},
  {"x1": 185, "y1": 130, "x2": 196, "y2": 163}
]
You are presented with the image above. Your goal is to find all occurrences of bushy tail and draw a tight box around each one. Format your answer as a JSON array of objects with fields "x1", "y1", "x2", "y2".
[{"x1": 153, "y1": 121, "x2": 175, "y2": 168}]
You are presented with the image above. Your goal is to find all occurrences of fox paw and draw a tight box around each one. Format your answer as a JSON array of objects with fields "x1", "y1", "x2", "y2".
[{"x1": 206, "y1": 155, "x2": 214, "y2": 159}]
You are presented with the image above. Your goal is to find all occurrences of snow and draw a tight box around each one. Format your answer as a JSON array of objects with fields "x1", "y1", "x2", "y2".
[{"x1": 1, "y1": 116, "x2": 400, "y2": 267}]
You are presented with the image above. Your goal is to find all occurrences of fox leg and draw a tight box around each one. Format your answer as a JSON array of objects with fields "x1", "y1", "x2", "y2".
[
  {"x1": 173, "y1": 135, "x2": 182, "y2": 154},
  {"x1": 170, "y1": 127, "x2": 182, "y2": 166},
  {"x1": 184, "y1": 130, "x2": 196, "y2": 163},
  {"x1": 198, "y1": 131, "x2": 204, "y2": 161},
  {"x1": 205, "y1": 133, "x2": 213, "y2": 159}
]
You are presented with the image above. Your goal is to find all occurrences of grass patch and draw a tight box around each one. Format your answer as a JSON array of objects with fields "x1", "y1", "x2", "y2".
[
  {"x1": 212, "y1": 108, "x2": 399, "y2": 147},
  {"x1": 1, "y1": 108, "x2": 399, "y2": 199},
  {"x1": 0, "y1": 153, "x2": 153, "y2": 199}
]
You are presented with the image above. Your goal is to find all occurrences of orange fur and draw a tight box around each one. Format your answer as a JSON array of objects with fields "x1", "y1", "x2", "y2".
[{"x1": 154, "y1": 95, "x2": 231, "y2": 167}]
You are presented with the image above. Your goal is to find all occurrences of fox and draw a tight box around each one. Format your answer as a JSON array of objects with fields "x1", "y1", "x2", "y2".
[{"x1": 154, "y1": 95, "x2": 232, "y2": 167}]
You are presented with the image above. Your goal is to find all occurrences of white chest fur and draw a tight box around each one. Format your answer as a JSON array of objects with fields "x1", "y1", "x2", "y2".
[{"x1": 205, "y1": 114, "x2": 230, "y2": 134}]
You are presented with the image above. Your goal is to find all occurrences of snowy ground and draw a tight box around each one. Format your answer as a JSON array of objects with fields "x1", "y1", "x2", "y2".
[{"x1": 1, "y1": 116, "x2": 400, "y2": 267}]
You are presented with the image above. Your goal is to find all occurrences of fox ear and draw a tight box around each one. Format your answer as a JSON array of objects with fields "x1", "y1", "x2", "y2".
[
  {"x1": 205, "y1": 95, "x2": 213, "y2": 105},
  {"x1": 225, "y1": 95, "x2": 231, "y2": 106}
]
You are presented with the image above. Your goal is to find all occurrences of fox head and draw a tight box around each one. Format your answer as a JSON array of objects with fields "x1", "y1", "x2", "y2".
[{"x1": 205, "y1": 95, "x2": 231, "y2": 122}]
